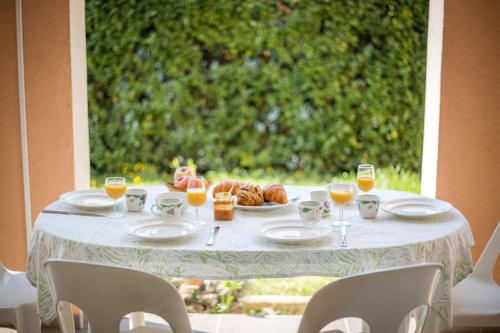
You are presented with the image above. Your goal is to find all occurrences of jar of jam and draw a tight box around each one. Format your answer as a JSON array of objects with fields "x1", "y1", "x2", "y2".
[{"x1": 214, "y1": 192, "x2": 234, "y2": 221}]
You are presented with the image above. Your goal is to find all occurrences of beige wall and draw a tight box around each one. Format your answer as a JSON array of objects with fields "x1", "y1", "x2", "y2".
[
  {"x1": 0, "y1": 0, "x2": 27, "y2": 271},
  {"x1": 437, "y1": 0, "x2": 500, "y2": 279},
  {"x1": 22, "y1": 0, "x2": 75, "y2": 219},
  {"x1": 0, "y1": 0, "x2": 75, "y2": 270}
]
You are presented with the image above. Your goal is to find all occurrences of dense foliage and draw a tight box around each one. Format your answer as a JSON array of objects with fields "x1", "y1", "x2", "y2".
[{"x1": 86, "y1": 0, "x2": 428, "y2": 175}]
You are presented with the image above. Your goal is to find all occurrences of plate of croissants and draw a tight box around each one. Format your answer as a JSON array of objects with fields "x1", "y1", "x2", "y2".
[{"x1": 212, "y1": 180, "x2": 292, "y2": 211}]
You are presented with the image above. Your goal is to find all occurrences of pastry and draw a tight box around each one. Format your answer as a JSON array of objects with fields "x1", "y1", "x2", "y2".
[
  {"x1": 212, "y1": 180, "x2": 241, "y2": 197},
  {"x1": 263, "y1": 184, "x2": 287, "y2": 204},
  {"x1": 237, "y1": 184, "x2": 264, "y2": 206}
]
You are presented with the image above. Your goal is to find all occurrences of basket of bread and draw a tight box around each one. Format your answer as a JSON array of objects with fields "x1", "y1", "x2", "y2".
[{"x1": 212, "y1": 180, "x2": 289, "y2": 211}]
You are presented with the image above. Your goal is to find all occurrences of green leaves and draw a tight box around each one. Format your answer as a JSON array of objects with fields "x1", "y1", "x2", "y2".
[{"x1": 86, "y1": 0, "x2": 429, "y2": 175}]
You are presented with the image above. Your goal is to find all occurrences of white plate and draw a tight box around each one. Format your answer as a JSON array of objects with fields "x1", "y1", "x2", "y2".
[
  {"x1": 381, "y1": 197, "x2": 452, "y2": 219},
  {"x1": 125, "y1": 218, "x2": 200, "y2": 242},
  {"x1": 60, "y1": 190, "x2": 119, "y2": 210},
  {"x1": 235, "y1": 201, "x2": 291, "y2": 211},
  {"x1": 234, "y1": 196, "x2": 299, "y2": 211},
  {"x1": 256, "y1": 219, "x2": 333, "y2": 244}
]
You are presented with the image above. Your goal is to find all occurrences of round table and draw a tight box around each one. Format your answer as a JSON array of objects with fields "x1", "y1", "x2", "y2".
[{"x1": 27, "y1": 186, "x2": 474, "y2": 327}]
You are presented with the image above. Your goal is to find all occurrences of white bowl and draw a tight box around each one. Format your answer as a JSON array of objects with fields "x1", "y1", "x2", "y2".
[{"x1": 156, "y1": 192, "x2": 188, "y2": 213}]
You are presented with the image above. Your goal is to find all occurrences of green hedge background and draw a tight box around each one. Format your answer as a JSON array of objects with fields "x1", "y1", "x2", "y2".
[{"x1": 86, "y1": 0, "x2": 428, "y2": 176}]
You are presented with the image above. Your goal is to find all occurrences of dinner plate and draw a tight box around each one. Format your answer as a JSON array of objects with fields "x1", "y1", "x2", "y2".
[
  {"x1": 381, "y1": 197, "x2": 452, "y2": 219},
  {"x1": 125, "y1": 218, "x2": 200, "y2": 242},
  {"x1": 60, "y1": 190, "x2": 118, "y2": 210},
  {"x1": 256, "y1": 219, "x2": 333, "y2": 244}
]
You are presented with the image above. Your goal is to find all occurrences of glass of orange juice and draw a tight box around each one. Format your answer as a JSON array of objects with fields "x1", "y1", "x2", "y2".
[
  {"x1": 104, "y1": 177, "x2": 127, "y2": 219},
  {"x1": 187, "y1": 176, "x2": 207, "y2": 226},
  {"x1": 327, "y1": 183, "x2": 354, "y2": 227},
  {"x1": 357, "y1": 164, "x2": 375, "y2": 194}
]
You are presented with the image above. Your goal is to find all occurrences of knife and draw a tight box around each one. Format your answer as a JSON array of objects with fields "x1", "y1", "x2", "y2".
[
  {"x1": 339, "y1": 224, "x2": 348, "y2": 248},
  {"x1": 206, "y1": 225, "x2": 221, "y2": 246},
  {"x1": 42, "y1": 209, "x2": 106, "y2": 217}
]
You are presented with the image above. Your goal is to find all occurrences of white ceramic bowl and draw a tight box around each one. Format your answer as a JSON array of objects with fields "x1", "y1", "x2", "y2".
[{"x1": 157, "y1": 192, "x2": 188, "y2": 213}]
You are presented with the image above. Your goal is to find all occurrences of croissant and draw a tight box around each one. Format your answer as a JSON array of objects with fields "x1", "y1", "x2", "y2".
[
  {"x1": 263, "y1": 184, "x2": 288, "y2": 204},
  {"x1": 212, "y1": 180, "x2": 241, "y2": 197},
  {"x1": 237, "y1": 184, "x2": 264, "y2": 206}
]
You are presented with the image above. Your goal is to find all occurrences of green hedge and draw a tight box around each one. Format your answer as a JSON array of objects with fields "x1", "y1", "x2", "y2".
[{"x1": 86, "y1": 0, "x2": 428, "y2": 175}]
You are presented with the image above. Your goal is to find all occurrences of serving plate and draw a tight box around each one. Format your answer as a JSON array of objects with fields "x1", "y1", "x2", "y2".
[
  {"x1": 235, "y1": 201, "x2": 291, "y2": 212},
  {"x1": 381, "y1": 197, "x2": 452, "y2": 219},
  {"x1": 234, "y1": 196, "x2": 299, "y2": 212},
  {"x1": 125, "y1": 218, "x2": 200, "y2": 242},
  {"x1": 256, "y1": 219, "x2": 333, "y2": 244},
  {"x1": 60, "y1": 190, "x2": 118, "y2": 210}
]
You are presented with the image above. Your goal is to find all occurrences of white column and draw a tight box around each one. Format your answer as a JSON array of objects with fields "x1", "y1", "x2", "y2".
[
  {"x1": 421, "y1": 0, "x2": 444, "y2": 198},
  {"x1": 70, "y1": 0, "x2": 90, "y2": 190},
  {"x1": 16, "y1": 0, "x2": 32, "y2": 247}
]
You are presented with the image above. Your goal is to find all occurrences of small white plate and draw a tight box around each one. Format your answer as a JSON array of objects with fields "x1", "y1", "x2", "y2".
[
  {"x1": 256, "y1": 219, "x2": 333, "y2": 244},
  {"x1": 60, "y1": 190, "x2": 118, "y2": 210},
  {"x1": 125, "y1": 218, "x2": 200, "y2": 242},
  {"x1": 381, "y1": 197, "x2": 452, "y2": 219}
]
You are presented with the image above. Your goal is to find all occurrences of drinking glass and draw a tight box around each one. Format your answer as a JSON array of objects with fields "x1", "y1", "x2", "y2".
[
  {"x1": 327, "y1": 183, "x2": 354, "y2": 227},
  {"x1": 357, "y1": 164, "x2": 375, "y2": 194},
  {"x1": 187, "y1": 176, "x2": 207, "y2": 226},
  {"x1": 104, "y1": 177, "x2": 127, "y2": 219}
]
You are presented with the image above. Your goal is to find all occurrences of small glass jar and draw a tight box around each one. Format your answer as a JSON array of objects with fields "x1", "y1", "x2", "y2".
[{"x1": 214, "y1": 192, "x2": 234, "y2": 221}]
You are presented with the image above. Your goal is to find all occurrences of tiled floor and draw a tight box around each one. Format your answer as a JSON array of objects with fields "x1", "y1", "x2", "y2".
[{"x1": 0, "y1": 328, "x2": 64, "y2": 333}]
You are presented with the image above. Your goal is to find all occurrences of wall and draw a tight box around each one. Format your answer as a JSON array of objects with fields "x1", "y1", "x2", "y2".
[
  {"x1": 437, "y1": 0, "x2": 500, "y2": 278},
  {"x1": 0, "y1": 0, "x2": 27, "y2": 270},
  {"x1": 22, "y1": 0, "x2": 75, "y2": 222},
  {"x1": 0, "y1": 0, "x2": 77, "y2": 271}
]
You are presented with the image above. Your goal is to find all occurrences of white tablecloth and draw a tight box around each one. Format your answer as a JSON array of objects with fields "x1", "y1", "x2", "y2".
[{"x1": 27, "y1": 186, "x2": 474, "y2": 326}]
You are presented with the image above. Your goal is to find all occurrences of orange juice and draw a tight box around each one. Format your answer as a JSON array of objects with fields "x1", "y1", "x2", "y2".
[
  {"x1": 187, "y1": 188, "x2": 206, "y2": 206},
  {"x1": 105, "y1": 184, "x2": 127, "y2": 199},
  {"x1": 329, "y1": 191, "x2": 353, "y2": 205},
  {"x1": 357, "y1": 176, "x2": 374, "y2": 192}
]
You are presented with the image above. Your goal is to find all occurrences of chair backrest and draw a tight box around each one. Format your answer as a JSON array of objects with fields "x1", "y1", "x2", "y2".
[
  {"x1": 297, "y1": 264, "x2": 441, "y2": 333},
  {"x1": 472, "y1": 222, "x2": 500, "y2": 282},
  {"x1": 44, "y1": 260, "x2": 192, "y2": 333},
  {"x1": 0, "y1": 262, "x2": 37, "y2": 309}
]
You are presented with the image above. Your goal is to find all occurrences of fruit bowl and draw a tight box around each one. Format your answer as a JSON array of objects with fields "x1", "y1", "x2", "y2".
[{"x1": 166, "y1": 179, "x2": 213, "y2": 192}]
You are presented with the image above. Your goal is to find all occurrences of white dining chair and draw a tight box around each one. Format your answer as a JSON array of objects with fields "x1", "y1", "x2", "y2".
[
  {"x1": 296, "y1": 264, "x2": 442, "y2": 333},
  {"x1": 451, "y1": 222, "x2": 500, "y2": 330},
  {"x1": 0, "y1": 261, "x2": 41, "y2": 333},
  {"x1": 44, "y1": 260, "x2": 192, "y2": 333}
]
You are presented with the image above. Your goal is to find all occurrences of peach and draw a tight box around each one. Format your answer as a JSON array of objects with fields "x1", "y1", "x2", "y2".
[
  {"x1": 174, "y1": 175, "x2": 191, "y2": 190},
  {"x1": 174, "y1": 166, "x2": 196, "y2": 180}
]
